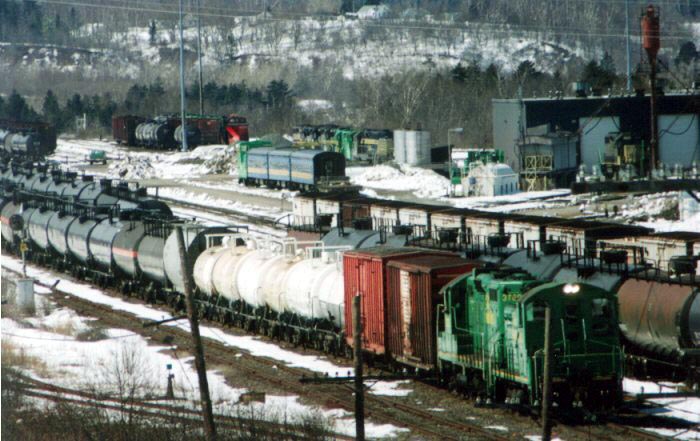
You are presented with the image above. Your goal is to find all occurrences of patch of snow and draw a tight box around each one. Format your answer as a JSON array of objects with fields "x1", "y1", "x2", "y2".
[
  {"x1": 367, "y1": 380, "x2": 413, "y2": 397},
  {"x1": 485, "y1": 425, "x2": 509, "y2": 431}
]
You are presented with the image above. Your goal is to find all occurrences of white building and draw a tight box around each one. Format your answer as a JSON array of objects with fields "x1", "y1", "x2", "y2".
[
  {"x1": 357, "y1": 4, "x2": 390, "y2": 19},
  {"x1": 463, "y1": 163, "x2": 519, "y2": 197}
]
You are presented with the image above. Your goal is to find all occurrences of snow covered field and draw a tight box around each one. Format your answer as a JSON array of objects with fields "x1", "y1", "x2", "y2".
[{"x1": 1, "y1": 257, "x2": 410, "y2": 439}]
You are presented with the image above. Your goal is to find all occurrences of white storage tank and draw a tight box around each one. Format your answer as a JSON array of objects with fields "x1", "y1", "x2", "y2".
[
  {"x1": 403, "y1": 130, "x2": 431, "y2": 166},
  {"x1": 393, "y1": 129, "x2": 406, "y2": 163}
]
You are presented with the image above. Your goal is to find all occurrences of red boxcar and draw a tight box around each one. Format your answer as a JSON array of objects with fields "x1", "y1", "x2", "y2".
[
  {"x1": 386, "y1": 255, "x2": 480, "y2": 369},
  {"x1": 112, "y1": 115, "x2": 145, "y2": 146},
  {"x1": 343, "y1": 247, "x2": 457, "y2": 356}
]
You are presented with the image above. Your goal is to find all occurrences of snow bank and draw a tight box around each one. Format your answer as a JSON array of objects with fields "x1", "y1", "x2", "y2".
[{"x1": 348, "y1": 164, "x2": 450, "y2": 199}]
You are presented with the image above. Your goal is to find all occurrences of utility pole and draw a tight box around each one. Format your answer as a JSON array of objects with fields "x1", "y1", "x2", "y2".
[
  {"x1": 178, "y1": 0, "x2": 189, "y2": 152},
  {"x1": 625, "y1": 0, "x2": 632, "y2": 92},
  {"x1": 197, "y1": 0, "x2": 204, "y2": 115},
  {"x1": 541, "y1": 306, "x2": 553, "y2": 441},
  {"x1": 353, "y1": 295, "x2": 365, "y2": 441},
  {"x1": 175, "y1": 226, "x2": 216, "y2": 441}
]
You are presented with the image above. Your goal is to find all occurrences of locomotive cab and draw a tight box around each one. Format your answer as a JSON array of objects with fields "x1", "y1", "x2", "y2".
[{"x1": 437, "y1": 268, "x2": 623, "y2": 410}]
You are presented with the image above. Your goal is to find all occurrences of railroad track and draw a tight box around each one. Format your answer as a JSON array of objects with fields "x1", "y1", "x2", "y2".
[
  {"x1": 156, "y1": 195, "x2": 288, "y2": 233},
  {"x1": 4, "y1": 265, "x2": 685, "y2": 441},
  {"x1": 11, "y1": 272, "x2": 510, "y2": 441},
  {"x1": 10, "y1": 371, "x2": 347, "y2": 440}
]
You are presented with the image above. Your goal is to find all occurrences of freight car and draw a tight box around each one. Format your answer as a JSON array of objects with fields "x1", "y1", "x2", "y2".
[
  {"x1": 3, "y1": 159, "x2": 699, "y2": 402},
  {"x1": 0, "y1": 119, "x2": 57, "y2": 158},
  {"x1": 112, "y1": 115, "x2": 145, "y2": 146},
  {"x1": 239, "y1": 147, "x2": 347, "y2": 191},
  {"x1": 437, "y1": 267, "x2": 624, "y2": 408},
  {"x1": 112, "y1": 114, "x2": 248, "y2": 149}
]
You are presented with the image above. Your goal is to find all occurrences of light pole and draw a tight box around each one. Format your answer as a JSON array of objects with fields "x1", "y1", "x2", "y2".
[{"x1": 447, "y1": 128, "x2": 464, "y2": 197}]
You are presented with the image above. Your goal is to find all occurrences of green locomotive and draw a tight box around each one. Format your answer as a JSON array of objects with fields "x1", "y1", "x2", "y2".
[{"x1": 437, "y1": 268, "x2": 623, "y2": 409}]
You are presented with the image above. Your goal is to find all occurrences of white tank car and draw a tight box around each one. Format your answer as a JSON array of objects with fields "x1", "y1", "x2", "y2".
[
  {"x1": 282, "y1": 258, "x2": 345, "y2": 327},
  {"x1": 193, "y1": 246, "x2": 226, "y2": 296},
  {"x1": 258, "y1": 255, "x2": 302, "y2": 313},
  {"x1": 234, "y1": 249, "x2": 272, "y2": 308},
  {"x1": 210, "y1": 245, "x2": 253, "y2": 302}
]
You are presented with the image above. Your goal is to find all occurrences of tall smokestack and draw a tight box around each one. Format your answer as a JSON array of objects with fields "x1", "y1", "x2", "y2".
[{"x1": 641, "y1": 4, "x2": 660, "y2": 175}]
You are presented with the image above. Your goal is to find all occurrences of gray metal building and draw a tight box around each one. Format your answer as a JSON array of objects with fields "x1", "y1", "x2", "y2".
[{"x1": 492, "y1": 93, "x2": 700, "y2": 175}]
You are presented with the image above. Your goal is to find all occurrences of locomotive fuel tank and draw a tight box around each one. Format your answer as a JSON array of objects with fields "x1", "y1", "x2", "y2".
[{"x1": 618, "y1": 279, "x2": 700, "y2": 356}]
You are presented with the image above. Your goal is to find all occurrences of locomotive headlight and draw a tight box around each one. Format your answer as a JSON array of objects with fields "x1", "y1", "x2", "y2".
[{"x1": 563, "y1": 283, "x2": 580, "y2": 295}]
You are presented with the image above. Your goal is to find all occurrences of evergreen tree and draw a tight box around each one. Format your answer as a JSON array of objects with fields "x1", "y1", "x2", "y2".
[
  {"x1": 676, "y1": 41, "x2": 699, "y2": 65},
  {"x1": 266, "y1": 80, "x2": 292, "y2": 108},
  {"x1": 42, "y1": 90, "x2": 63, "y2": 129},
  {"x1": 65, "y1": 93, "x2": 84, "y2": 118},
  {"x1": 4, "y1": 90, "x2": 38, "y2": 121},
  {"x1": 600, "y1": 51, "x2": 616, "y2": 75}
]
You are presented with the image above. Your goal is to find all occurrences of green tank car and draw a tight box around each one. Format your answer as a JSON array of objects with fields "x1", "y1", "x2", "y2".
[{"x1": 437, "y1": 267, "x2": 623, "y2": 409}]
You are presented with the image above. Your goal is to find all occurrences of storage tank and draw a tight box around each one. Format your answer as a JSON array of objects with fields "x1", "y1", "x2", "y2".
[
  {"x1": 393, "y1": 129, "x2": 406, "y2": 163},
  {"x1": 403, "y1": 130, "x2": 431, "y2": 166},
  {"x1": 618, "y1": 279, "x2": 700, "y2": 356}
]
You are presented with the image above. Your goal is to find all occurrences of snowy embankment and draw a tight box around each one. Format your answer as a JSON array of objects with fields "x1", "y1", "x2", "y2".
[
  {"x1": 1, "y1": 256, "x2": 410, "y2": 438},
  {"x1": 623, "y1": 379, "x2": 700, "y2": 440}
]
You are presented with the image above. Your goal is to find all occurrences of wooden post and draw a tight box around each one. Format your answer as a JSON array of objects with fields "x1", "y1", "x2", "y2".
[
  {"x1": 353, "y1": 295, "x2": 365, "y2": 441},
  {"x1": 176, "y1": 226, "x2": 216, "y2": 441},
  {"x1": 541, "y1": 305, "x2": 553, "y2": 441}
]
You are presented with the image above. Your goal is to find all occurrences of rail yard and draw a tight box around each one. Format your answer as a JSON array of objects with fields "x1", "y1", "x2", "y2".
[{"x1": 2, "y1": 132, "x2": 699, "y2": 439}]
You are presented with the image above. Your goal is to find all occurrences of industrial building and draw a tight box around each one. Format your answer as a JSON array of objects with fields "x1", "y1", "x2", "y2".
[{"x1": 492, "y1": 92, "x2": 700, "y2": 187}]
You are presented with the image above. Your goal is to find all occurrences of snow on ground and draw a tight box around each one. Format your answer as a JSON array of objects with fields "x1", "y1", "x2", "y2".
[
  {"x1": 624, "y1": 378, "x2": 700, "y2": 440},
  {"x1": 347, "y1": 164, "x2": 450, "y2": 199},
  {"x1": 154, "y1": 187, "x2": 289, "y2": 222},
  {"x1": 1, "y1": 256, "x2": 414, "y2": 398},
  {"x1": 348, "y1": 163, "x2": 572, "y2": 210},
  {"x1": 2, "y1": 312, "x2": 407, "y2": 438}
]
